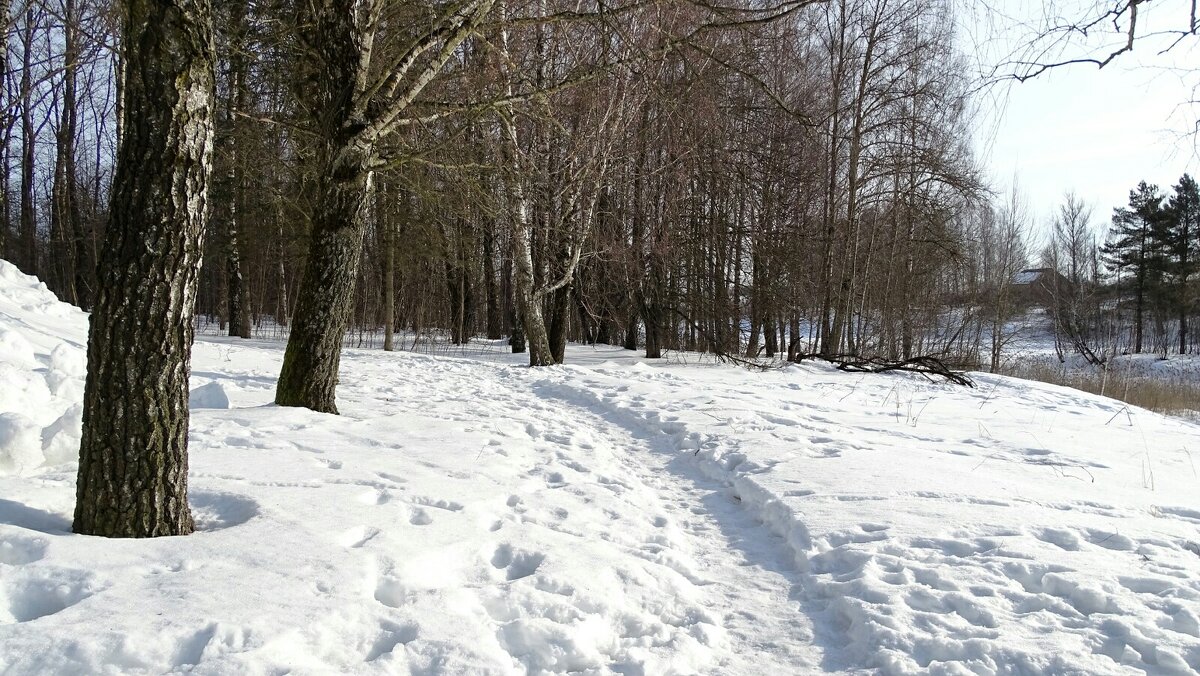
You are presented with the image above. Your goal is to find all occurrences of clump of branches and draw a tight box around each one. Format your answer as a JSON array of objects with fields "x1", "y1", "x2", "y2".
[{"x1": 791, "y1": 353, "x2": 975, "y2": 387}]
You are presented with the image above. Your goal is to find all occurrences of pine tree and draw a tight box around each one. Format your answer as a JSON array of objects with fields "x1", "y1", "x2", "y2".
[
  {"x1": 1102, "y1": 182, "x2": 1165, "y2": 354},
  {"x1": 1164, "y1": 174, "x2": 1200, "y2": 353}
]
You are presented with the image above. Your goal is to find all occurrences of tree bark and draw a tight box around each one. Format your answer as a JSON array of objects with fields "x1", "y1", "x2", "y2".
[
  {"x1": 483, "y1": 226, "x2": 502, "y2": 339},
  {"x1": 381, "y1": 181, "x2": 395, "y2": 351},
  {"x1": 274, "y1": 0, "x2": 373, "y2": 413},
  {"x1": 18, "y1": 6, "x2": 37, "y2": 276},
  {"x1": 225, "y1": 0, "x2": 251, "y2": 339},
  {"x1": 73, "y1": 0, "x2": 215, "y2": 538},
  {"x1": 52, "y1": 0, "x2": 82, "y2": 305},
  {"x1": 274, "y1": 161, "x2": 372, "y2": 413}
]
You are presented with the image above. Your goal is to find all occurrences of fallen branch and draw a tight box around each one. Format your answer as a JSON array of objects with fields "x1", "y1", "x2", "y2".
[{"x1": 790, "y1": 352, "x2": 975, "y2": 387}]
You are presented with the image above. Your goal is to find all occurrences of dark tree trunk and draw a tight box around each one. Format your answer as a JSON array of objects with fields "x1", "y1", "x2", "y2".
[
  {"x1": 505, "y1": 256, "x2": 525, "y2": 353},
  {"x1": 274, "y1": 0, "x2": 372, "y2": 413},
  {"x1": 549, "y1": 283, "x2": 571, "y2": 363},
  {"x1": 575, "y1": 288, "x2": 594, "y2": 345},
  {"x1": 483, "y1": 227, "x2": 502, "y2": 339},
  {"x1": 380, "y1": 181, "x2": 395, "y2": 351},
  {"x1": 18, "y1": 7, "x2": 37, "y2": 276},
  {"x1": 1135, "y1": 261, "x2": 1145, "y2": 354},
  {"x1": 0, "y1": 0, "x2": 8, "y2": 259},
  {"x1": 509, "y1": 309, "x2": 526, "y2": 353},
  {"x1": 52, "y1": 0, "x2": 82, "y2": 305},
  {"x1": 445, "y1": 259, "x2": 473, "y2": 345},
  {"x1": 73, "y1": 0, "x2": 215, "y2": 538},
  {"x1": 274, "y1": 165, "x2": 371, "y2": 414},
  {"x1": 224, "y1": 0, "x2": 251, "y2": 338}
]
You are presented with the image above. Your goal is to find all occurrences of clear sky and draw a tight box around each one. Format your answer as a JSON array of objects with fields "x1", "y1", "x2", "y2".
[{"x1": 966, "y1": 0, "x2": 1199, "y2": 242}]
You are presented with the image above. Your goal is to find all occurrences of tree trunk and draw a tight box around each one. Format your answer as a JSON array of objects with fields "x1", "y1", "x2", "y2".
[
  {"x1": 0, "y1": 0, "x2": 9, "y2": 261},
  {"x1": 73, "y1": 0, "x2": 215, "y2": 538},
  {"x1": 511, "y1": 212, "x2": 554, "y2": 365},
  {"x1": 52, "y1": 0, "x2": 81, "y2": 305},
  {"x1": 504, "y1": 256, "x2": 525, "y2": 353},
  {"x1": 18, "y1": 7, "x2": 37, "y2": 276},
  {"x1": 274, "y1": 0, "x2": 373, "y2": 412},
  {"x1": 549, "y1": 283, "x2": 571, "y2": 363},
  {"x1": 381, "y1": 182, "x2": 395, "y2": 351},
  {"x1": 483, "y1": 226, "x2": 502, "y2": 339},
  {"x1": 275, "y1": 162, "x2": 372, "y2": 413},
  {"x1": 224, "y1": 0, "x2": 251, "y2": 338}
]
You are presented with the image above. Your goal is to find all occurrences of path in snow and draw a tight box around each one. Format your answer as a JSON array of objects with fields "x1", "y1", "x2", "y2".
[{"x1": 340, "y1": 352, "x2": 823, "y2": 672}]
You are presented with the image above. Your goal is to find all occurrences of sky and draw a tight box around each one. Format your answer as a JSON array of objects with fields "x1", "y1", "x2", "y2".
[{"x1": 966, "y1": 0, "x2": 1199, "y2": 242}]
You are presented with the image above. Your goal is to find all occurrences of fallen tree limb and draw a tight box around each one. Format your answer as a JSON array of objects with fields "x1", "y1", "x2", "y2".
[{"x1": 790, "y1": 352, "x2": 975, "y2": 387}]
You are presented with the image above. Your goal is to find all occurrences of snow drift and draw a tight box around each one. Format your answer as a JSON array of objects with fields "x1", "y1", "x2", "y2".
[{"x1": 0, "y1": 263, "x2": 87, "y2": 476}]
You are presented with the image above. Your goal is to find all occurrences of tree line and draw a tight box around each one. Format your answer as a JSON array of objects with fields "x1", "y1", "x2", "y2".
[
  {"x1": 1043, "y1": 176, "x2": 1200, "y2": 362},
  {"x1": 4, "y1": 0, "x2": 1004, "y2": 377}
]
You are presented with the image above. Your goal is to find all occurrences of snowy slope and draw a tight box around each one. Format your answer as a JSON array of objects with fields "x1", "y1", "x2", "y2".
[{"x1": 0, "y1": 259, "x2": 1199, "y2": 674}]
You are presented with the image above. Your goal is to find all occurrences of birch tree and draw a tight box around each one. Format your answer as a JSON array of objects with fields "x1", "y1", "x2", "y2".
[{"x1": 73, "y1": 0, "x2": 216, "y2": 537}]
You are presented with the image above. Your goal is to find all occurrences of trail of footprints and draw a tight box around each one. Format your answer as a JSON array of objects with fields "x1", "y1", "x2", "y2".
[
  {"x1": 332, "y1": 364, "x2": 814, "y2": 671},
  {"x1": 0, "y1": 532, "x2": 98, "y2": 626},
  {"x1": 803, "y1": 520, "x2": 1200, "y2": 671}
]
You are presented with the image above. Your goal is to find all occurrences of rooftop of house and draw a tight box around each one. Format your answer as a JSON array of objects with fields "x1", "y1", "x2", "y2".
[{"x1": 1012, "y1": 268, "x2": 1053, "y2": 285}]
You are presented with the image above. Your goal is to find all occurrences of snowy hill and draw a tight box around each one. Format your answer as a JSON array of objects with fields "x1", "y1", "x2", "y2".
[{"x1": 0, "y1": 260, "x2": 1198, "y2": 674}]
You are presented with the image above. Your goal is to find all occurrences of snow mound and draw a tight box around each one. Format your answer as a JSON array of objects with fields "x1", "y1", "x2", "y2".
[
  {"x1": 190, "y1": 382, "x2": 231, "y2": 409},
  {"x1": 0, "y1": 260, "x2": 88, "y2": 475},
  {"x1": 0, "y1": 412, "x2": 45, "y2": 475}
]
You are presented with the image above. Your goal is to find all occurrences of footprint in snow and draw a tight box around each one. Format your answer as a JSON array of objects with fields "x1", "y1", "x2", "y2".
[
  {"x1": 339, "y1": 525, "x2": 380, "y2": 548},
  {"x1": 490, "y1": 544, "x2": 545, "y2": 581},
  {"x1": 358, "y1": 489, "x2": 392, "y2": 506},
  {"x1": 365, "y1": 621, "x2": 419, "y2": 662},
  {"x1": 374, "y1": 577, "x2": 409, "y2": 608},
  {"x1": 409, "y1": 496, "x2": 463, "y2": 512},
  {"x1": 0, "y1": 534, "x2": 47, "y2": 565},
  {"x1": 0, "y1": 568, "x2": 98, "y2": 624}
]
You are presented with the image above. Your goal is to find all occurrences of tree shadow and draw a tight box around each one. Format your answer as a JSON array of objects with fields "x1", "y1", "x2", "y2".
[{"x1": 0, "y1": 499, "x2": 72, "y2": 534}]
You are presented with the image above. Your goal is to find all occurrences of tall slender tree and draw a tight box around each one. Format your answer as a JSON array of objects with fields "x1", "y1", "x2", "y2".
[
  {"x1": 1103, "y1": 181, "x2": 1164, "y2": 354},
  {"x1": 1164, "y1": 174, "x2": 1200, "y2": 354}
]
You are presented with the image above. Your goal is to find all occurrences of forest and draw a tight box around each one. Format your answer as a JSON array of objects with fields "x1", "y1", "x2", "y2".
[
  {"x1": 0, "y1": 0, "x2": 1023, "y2": 373},
  {"x1": 4, "y1": 0, "x2": 1197, "y2": 381}
]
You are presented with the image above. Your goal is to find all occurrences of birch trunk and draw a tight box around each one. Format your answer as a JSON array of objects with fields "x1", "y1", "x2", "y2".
[{"x1": 73, "y1": 0, "x2": 215, "y2": 538}]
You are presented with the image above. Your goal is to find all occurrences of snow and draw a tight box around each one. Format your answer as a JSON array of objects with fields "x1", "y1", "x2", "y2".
[
  {"x1": 190, "y1": 382, "x2": 232, "y2": 410},
  {"x1": 0, "y1": 258, "x2": 1198, "y2": 674},
  {"x1": 1011, "y1": 270, "x2": 1043, "y2": 286}
]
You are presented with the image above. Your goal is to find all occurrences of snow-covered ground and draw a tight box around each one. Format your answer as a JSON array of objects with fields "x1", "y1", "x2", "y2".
[{"x1": 1, "y1": 261, "x2": 1200, "y2": 674}]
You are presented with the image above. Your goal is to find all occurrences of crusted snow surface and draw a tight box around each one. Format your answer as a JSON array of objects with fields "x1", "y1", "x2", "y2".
[{"x1": 0, "y1": 261, "x2": 1198, "y2": 674}]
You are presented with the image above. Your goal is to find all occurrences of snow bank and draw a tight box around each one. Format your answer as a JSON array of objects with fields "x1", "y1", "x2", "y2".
[{"x1": 0, "y1": 261, "x2": 88, "y2": 476}]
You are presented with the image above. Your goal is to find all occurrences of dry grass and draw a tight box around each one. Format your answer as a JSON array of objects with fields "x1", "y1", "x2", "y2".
[{"x1": 1000, "y1": 361, "x2": 1200, "y2": 420}]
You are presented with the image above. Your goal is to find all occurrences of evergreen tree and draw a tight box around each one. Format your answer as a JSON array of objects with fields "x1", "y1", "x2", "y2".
[
  {"x1": 1164, "y1": 174, "x2": 1200, "y2": 353},
  {"x1": 1102, "y1": 181, "x2": 1165, "y2": 354}
]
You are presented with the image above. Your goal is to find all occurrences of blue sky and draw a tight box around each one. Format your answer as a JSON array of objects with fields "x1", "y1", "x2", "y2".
[{"x1": 967, "y1": 0, "x2": 1199, "y2": 241}]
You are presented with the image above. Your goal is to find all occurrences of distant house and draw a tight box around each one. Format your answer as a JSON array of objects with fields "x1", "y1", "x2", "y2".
[{"x1": 1010, "y1": 268, "x2": 1072, "y2": 308}]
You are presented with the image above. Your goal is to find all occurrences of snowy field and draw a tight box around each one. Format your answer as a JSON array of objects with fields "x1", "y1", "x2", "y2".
[{"x1": 1, "y1": 262, "x2": 1200, "y2": 674}]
